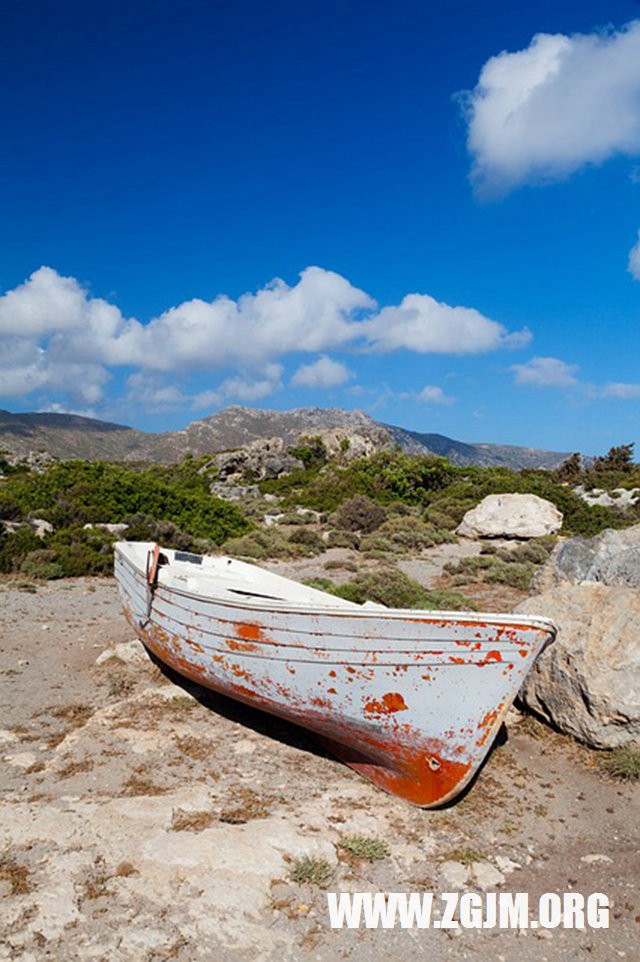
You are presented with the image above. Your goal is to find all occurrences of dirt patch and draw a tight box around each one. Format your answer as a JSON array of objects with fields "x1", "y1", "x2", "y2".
[{"x1": 170, "y1": 808, "x2": 216, "y2": 832}]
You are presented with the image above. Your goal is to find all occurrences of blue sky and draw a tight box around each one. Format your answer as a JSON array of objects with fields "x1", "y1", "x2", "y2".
[{"x1": 1, "y1": 0, "x2": 639, "y2": 455}]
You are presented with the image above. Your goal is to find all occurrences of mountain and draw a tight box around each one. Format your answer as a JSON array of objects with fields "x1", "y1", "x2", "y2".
[{"x1": 0, "y1": 406, "x2": 570, "y2": 470}]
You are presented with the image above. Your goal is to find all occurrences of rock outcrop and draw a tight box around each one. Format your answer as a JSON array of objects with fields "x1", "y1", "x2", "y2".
[
  {"x1": 204, "y1": 437, "x2": 305, "y2": 484},
  {"x1": 516, "y1": 583, "x2": 640, "y2": 748},
  {"x1": 550, "y1": 523, "x2": 640, "y2": 589},
  {"x1": 457, "y1": 493, "x2": 563, "y2": 539}
]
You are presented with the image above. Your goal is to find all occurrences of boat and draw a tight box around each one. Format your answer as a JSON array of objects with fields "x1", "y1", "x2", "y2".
[{"x1": 114, "y1": 541, "x2": 556, "y2": 807}]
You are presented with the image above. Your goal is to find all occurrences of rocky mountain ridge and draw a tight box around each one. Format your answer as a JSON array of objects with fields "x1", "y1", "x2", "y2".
[{"x1": 0, "y1": 406, "x2": 569, "y2": 469}]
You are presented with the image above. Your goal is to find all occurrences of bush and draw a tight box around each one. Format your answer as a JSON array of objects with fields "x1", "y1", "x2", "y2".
[
  {"x1": 307, "y1": 569, "x2": 476, "y2": 610},
  {"x1": 332, "y1": 495, "x2": 386, "y2": 533},
  {"x1": 286, "y1": 527, "x2": 324, "y2": 553},
  {"x1": 0, "y1": 526, "x2": 43, "y2": 573},
  {"x1": 123, "y1": 514, "x2": 196, "y2": 551},
  {"x1": 444, "y1": 555, "x2": 536, "y2": 591},
  {"x1": 325, "y1": 530, "x2": 360, "y2": 549},
  {"x1": 20, "y1": 550, "x2": 64, "y2": 580}
]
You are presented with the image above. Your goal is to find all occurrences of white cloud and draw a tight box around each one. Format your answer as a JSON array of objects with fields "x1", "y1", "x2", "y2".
[
  {"x1": 191, "y1": 363, "x2": 283, "y2": 410},
  {"x1": 416, "y1": 384, "x2": 454, "y2": 405},
  {"x1": 291, "y1": 355, "x2": 352, "y2": 389},
  {"x1": 511, "y1": 356, "x2": 579, "y2": 387},
  {"x1": 628, "y1": 230, "x2": 640, "y2": 279},
  {"x1": 464, "y1": 21, "x2": 640, "y2": 193},
  {"x1": 602, "y1": 381, "x2": 640, "y2": 399},
  {"x1": 361, "y1": 293, "x2": 530, "y2": 354},
  {"x1": 0, "y1": 265, "x2": 530, "y2": 409}
]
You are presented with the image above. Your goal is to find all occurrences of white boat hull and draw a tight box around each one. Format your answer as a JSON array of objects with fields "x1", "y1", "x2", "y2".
[{"x1": 114, "y1": 542, "x2": 556, "y2": 807}]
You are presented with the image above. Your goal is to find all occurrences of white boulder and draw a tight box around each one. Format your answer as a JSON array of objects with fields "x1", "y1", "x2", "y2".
[{"x1": 457, "y1": 493, "x2": 563, "y2": 539}]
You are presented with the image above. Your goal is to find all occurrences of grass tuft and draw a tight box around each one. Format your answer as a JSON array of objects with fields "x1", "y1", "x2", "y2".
[
  {"x1": 290, "y1": 855, "x2": 334, "y2": 887},
  {"x1": 338, "y1": 834, "x2": 390, "y2": 862},
  {"x1": 600, "y1": 743, "x2": 640, "y2": 781}
]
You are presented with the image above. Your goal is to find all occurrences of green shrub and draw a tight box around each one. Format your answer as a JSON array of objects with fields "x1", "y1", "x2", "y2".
[
  {"x1": 358, "y1": 534, "x2": 395, "y2": 557},
  {"x1": 332, "y1": 495, "x2": 386, "y2": 533},
  {"x1": 20, "y1": 550, "x2": 64, "y2": 580},
  {"x1": 0, "y1": 526, "x2": 43, "y2": 573},
  {"x1": 445, "y1": 555, "x2": 536, "y2": 591},
  {"x1": 307, "y1": 569, "x2": 476, "y2": 610},
  {"x1": 123, "y1": 514, "x2": 196, "y2": 551},
  {"x1": 287, "y1": 436, "x2": 328, "y2": 470},
  {"x1": 286, "y1": 526, "x2": 324, "y2": 554},
  {"x1": 325, "y1": 530, "x2": 360, "y2": 549}
]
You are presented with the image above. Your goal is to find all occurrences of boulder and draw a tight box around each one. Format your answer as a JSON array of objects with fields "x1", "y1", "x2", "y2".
[
  {"x1": 516, "y1": 584, "x2": 640, "y2": 748},
  {"x1": 551, "y1": 523, "x2": 640, "y2": 589},
  {"x1": 83, "y1": 522, "x2": 129, "y2": 537},
  {"x1": 457, "y1": 493, "x2": 563, "y2": 539},
  {"x1": 206, "y1": 437, "x2": 305, "y2": 484},
  {"x1": 28, "y1": 517, "x2": 54, "y2": 538},
  {"x1": 573, "y1": 485, "x2": 640, "y2": 510}
]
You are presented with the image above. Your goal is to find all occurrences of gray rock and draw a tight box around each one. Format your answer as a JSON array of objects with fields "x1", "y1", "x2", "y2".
[
  {"x1": 439, "y1": 860, "x2": 469, "y2": 888},
  {"x1": 553, "y1": 524, "x2": 640, "y2": 588},
  {"x1": 516, "y1": 584, "x2": 640, "y2": 748},
  {"x1": 574, "y1": 485, "x2": 640, "y2": 509},
  {"x1": 471, "y1": 861, "x2": 505, "y2": 889},
  {"x1": 457, "y1": 493, "x2": 563, "y2": 539}
]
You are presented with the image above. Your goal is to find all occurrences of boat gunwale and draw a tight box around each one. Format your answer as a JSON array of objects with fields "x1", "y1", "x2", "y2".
[{"x1": 114, "y1": 542, "x2": 557, "y2": 638}]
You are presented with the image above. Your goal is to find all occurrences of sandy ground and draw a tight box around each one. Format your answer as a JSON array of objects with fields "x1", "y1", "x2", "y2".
[{"x1": 0, "y1": 566, "x2": 638, "y2": 962}]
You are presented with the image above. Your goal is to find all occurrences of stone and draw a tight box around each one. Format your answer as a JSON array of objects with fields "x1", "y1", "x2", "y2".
[
  {"x1": 4, "y1": 751, "x2": 37, "y2": 769},
  {"x1": 82, "y1": 522, "x2": 129, "y2": 536},
  {"x1": 457, "y1": 494, "x2": 563, "y2": 539},
  {"x1": 439, "y1": 860, "x2": 469, "y2": 888},
  {"x1": 28, "y1": 517, "x2": 54, "y2": 538},
  {"x1": 471, "y1": 861, "x2": 505, "y2": 889},
  {"x1": 552, "y1": 523, "x2": 640, "y2": 589},
  {"x1": 573, "y1": 485, "x2": 640, "y2": 510},
  {"x1": 580, "y1": 854, "x2": 613, "y2": 865},
  {"x1": 95, "y1": 640, "x2": 149, "y2": 667},
  {"x1": 516, "y1": 584, "x2": 640, "y2": 748}
]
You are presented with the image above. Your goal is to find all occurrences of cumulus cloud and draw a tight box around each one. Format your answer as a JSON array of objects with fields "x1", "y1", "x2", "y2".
[
  {"x1": 416, "y1": 384, "x2": 454, "y2": 405},
  {"x1": 0, "y1": 265, "x2": 530, "y2": 410},
  {"x1": 291, "y1": 355, "x2": 352, "y2": 389},
  {"x1": 511, "y1": 356, "x2": 579, "y2": 387},
  {"x1": 191, "y1": 364, "x2": 283, "y2": 410},
  {"x1": 602, "y1": 381, "x2": 640, "y2": 399},
  {"x1": 361, "y1": 294, "x2": 530, "y2": 353},
  {"x1": 628, "y1": 230, "x2": 640, "y2": 279},
  {"x1": 464, "y1": 21, "x2": 640, "y2": 193}
]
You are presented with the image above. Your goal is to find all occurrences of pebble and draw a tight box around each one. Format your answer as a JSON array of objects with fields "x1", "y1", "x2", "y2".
[{"x1": 439, "y1": 860, "x2": 469, "y2": 888}]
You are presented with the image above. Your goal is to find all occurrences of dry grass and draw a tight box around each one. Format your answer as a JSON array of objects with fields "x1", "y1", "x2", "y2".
[
  {"x1": 174, "y1": 735, "x2": 211, "y2": 761},
  {"x1": 170, "y1": 808, "x2": 216, "y2": 832},
  {"x1": 218, "y1": 787, "x2": 274, "y2": 824},
  {"x1": 0, "y1": 857, "x2": 33, "y2": 895},
  {"x1": 122, "y1": 774, "x2": 167, "y2": 796},
  {"x1": 56, "y1": 759, "x2": 94, "y2": 779}
]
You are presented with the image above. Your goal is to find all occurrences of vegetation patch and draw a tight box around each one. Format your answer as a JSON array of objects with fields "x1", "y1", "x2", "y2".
[
  {"x1": 600, "y1": 743, "x2": 640, "y2": 782},
  {"x1": 0, "y1": 857, "x2": 33, "y2": 896},
  {"x1": 338, "y1": 834, "x2": 390, "y2": 862},
  {"x1": 306, "y1": 569, "x2": 476, "y2": 610},
  {"x1": 218, "y1": 787, "x2": 274, "y2": 824},
  {"x1": 289, "y1": 855, "x2": 334, "y2": 887},
  {"x1": 170, "y1": 808, "x2": 216, "y2": 832}
]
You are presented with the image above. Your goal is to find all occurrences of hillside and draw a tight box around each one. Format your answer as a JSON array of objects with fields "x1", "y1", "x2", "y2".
[{"x1": 0, "y1": 406, "x2": 569, "y2": 469}]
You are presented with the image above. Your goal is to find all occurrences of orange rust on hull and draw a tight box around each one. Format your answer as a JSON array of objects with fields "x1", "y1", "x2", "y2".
[{"x1": 133, "y1": 619, "x2": 480, "y2": 808}]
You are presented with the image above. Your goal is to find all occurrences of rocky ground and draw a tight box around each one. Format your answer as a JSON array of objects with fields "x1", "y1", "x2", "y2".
[{"x1": 1, "y1": 563, "x2": 638, "y2": 962}]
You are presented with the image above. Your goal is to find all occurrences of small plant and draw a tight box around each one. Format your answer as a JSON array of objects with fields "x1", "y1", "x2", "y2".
[
  {"x1": 338, "y1": 834, "x2": 390, "y2": 862},
  {"x1": 600, "y1": 743, "x2": 640, "y2": 781},
  {"x1": 440, "y1": 847, "x2": 486, "y2": 867},
  {"x1": 310, "y1": 569, "x2": 475, "y2": 610},
  {"x1": 290, "y1": 855, "x2": 334, "y2": 887}
]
